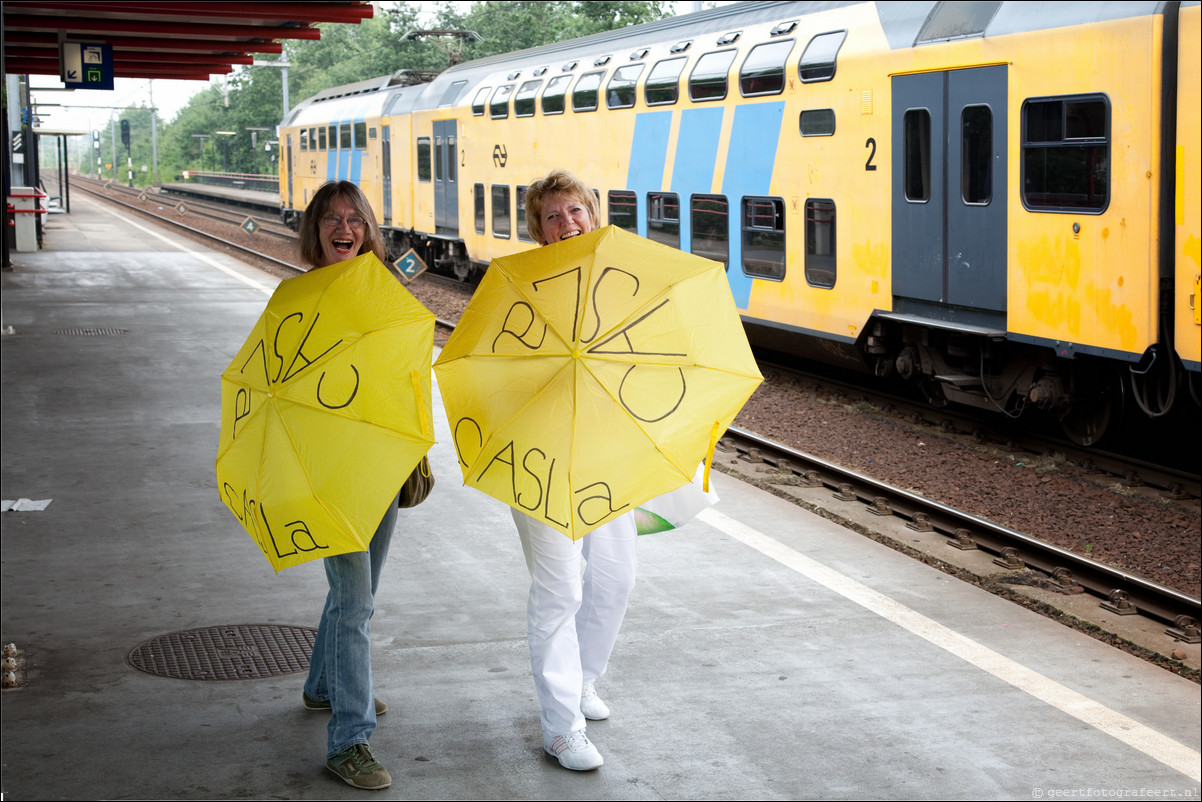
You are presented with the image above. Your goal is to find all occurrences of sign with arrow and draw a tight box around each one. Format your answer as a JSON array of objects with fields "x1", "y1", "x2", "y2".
[{"x1": 60, "y1": 42, "x2": 114, "y2": 90}]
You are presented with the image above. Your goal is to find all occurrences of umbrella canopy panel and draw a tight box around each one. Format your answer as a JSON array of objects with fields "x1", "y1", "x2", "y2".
[
  {"x1": 217, "y1": 254, "x2": 435, "y2": 571},
  {"x1": 435, "y1": 226, "x2": 762, "y2": 541}
]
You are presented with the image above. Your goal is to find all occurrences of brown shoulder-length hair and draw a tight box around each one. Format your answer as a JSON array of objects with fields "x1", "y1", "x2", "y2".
[
  {"x1": 523, "y1": 170, "x2": 599, "y2": 246},
  {"x1": 297, "y1": 181, "x2": 387, "y2": 267}
]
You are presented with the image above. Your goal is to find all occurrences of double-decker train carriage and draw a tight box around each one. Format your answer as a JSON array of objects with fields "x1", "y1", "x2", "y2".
[{"x1": 278, "y1": 0, "x2": 1201, "y2": 445}]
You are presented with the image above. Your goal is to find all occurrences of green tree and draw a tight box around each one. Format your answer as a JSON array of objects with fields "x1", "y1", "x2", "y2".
[
  {"x1": 433, "y1": 1, "x2": 673, "y2": 61},
  {"x1": 140, "y1": 1, "x2": 676, "y2": 181}
]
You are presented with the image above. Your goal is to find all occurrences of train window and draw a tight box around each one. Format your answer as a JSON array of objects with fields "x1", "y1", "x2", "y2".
[
  {"x1": 354, "y1": 122, "x2": 367, "y2": 149},
  {"x1": 542, "y1": 75, "x2": 572, "y2": 114},
  {"x1": 742, "y1": 197, "x2": 786, "y2": 280},
  {"x1": 903, "y1": 109, "x2": 931, "y2": 202},
  {"x1": 490, "y1": 84, "x2": 514, "y2": 119},
  {"x1": 475, "y1": 184, "x2": 485, "y2": 235},
  {"x1": 472, "y1": 87, "x2": 490, "y2": 116},
  {"x1": 299, "y1": 128, "x2": 308, "y2": 152},
  {"x1": 515, "y1": 80, "x2": 542, "y2": 117},
  {"x1": 318, "y1": 126, "x2": 327, "y2": 150},
  {"x1": 572, "y1": 70, "x2": 605, "y2": 112},
  {"x1": 805, "y1": 199, "x2": 836, "y2": 288},
  {"x1": 608, "y1": 190, "x2": 638, "y2": 232},
  {"x1": 800, "y1": 108, "x2": 836, "y2": 136},
  {"x1": 368, "y1": 127, "x2": 377, "y2": 141},
  {"x1": 798, "y1": 31, "x2": 846, "y2": 83},
  {"x1": 447, "y1": 136, "x2": 457, "y2": 183},
  {"x1": 691, "y1": 194, "x2": 730, "y2": 269},
  {"x1": 689, "y1": 49, "x2": 737, "y2": 102},
  {"x1": 740, "y1": 39, "x2": 794, "y2": 97},
  {"x1": 417, "y1": 137, "x2": 431, "y2": 182},
  {"x1": 516, "y1": 186, "x2": 534, "y2": 242},
  {"x1": 340, "y1": 123, "x2": 352, "y2": 150},
  {"x1": 961, "y1": 105, "x2": 992, "y2": 205},
  {"x1": 492, "y1": 185, "x2": 511, "y2": 238},
  {"x1": 607, "y1": 64, "x2": 644, "y2": 109},
  {"x1": 327, "y1": 125, "x2": 337, "y2": 150},
  {"x1": 434, "y1": 136, "x2": 444, "y2": 181},
  {"x1": 1021, "y1": 95, "x2": 1109, "y2": 212},
  {"x1": 647, "y1": 192, "x2": 680, "y2": 249},
  {"x1": 645, "y1": 57, "x2": 686, "y2": 105},
  {"x1": 439, "y1": 80, "x2": 468, "y2": 107}
]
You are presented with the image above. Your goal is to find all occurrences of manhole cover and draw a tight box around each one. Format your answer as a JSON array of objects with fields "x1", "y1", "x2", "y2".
[
  {"x1": 128, "y1": 624, "x2": 316, "y2": 680},
  {"x1": 57, "y1": 327, "x2": 128, "y2": 336}
]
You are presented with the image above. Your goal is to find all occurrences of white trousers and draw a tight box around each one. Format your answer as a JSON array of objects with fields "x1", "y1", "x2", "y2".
[{"x1": 512, "y1": 509, "x2": 638, "y2": 736}]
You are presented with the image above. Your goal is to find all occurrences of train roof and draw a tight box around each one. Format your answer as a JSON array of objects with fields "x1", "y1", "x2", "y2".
[
  {"x1": 287, "y1": 0, "x2": 1177, "y2": 120},
  {"x1": 413, "y1": 0, "x2": 1172, "y2": 106},
  {"x1": 283, "y1": 70, "x2": 435, "y2": 126}
]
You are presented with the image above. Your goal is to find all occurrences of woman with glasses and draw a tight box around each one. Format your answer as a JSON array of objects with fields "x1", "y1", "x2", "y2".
[{"x1": 296, "y1": 181, "x2": 396, "y2": 790}]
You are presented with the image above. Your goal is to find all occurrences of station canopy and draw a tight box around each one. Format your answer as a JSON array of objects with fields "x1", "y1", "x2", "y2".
[{"x1": 1, "y1": 1, "x2": 374, "y2": 81}]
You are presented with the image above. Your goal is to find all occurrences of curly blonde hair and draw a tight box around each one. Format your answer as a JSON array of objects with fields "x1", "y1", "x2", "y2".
[{"x1": 523, "y1": 170, "x2": 599, "y2": 246}]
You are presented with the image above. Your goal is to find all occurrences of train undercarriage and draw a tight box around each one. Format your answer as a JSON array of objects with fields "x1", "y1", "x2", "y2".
[{"x1": 862, "y1": 318, "x2": 1199, "y2": 447}]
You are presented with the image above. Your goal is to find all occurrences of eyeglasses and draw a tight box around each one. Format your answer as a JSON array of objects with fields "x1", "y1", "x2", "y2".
[{"x1": 320, "y1": 214, "x2": 367, "y2": 229}]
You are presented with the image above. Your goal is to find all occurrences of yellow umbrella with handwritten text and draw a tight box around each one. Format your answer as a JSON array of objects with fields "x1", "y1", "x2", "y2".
[
  {"x1": 433, "y1": 225, "x2": 762, "y2": 541},
  {"x1": 216, "y1": 253, "x2": 435, "y2": 571}
]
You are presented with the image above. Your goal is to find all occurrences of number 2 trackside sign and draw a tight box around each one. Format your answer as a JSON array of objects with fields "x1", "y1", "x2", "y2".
[{"x1": 60, "y1": 42, "x2": 114, "y2": 91}]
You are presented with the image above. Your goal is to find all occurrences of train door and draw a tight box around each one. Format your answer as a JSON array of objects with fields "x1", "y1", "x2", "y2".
[
  {"x1": 433, "y1": 119, "x2": 458, "y2": 235},
  {"x1": 285, "y1": 133, "x2": 293, "y2": 210},
  {"x1": 892, "y1": 65, "x2": 1007, "y2": 314},
  {"x1": 381, "y1": 125, "x2": 392, "y2": 226}
]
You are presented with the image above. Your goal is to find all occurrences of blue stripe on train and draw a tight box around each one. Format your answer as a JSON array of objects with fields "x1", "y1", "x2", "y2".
[
  {"x1": 625, "y1": 111, "x2": 673, "y2": 235},
  {"x1": 722, "y1": 102, "x2": 784, "y2": 308},
  {"x1": 628, "y1": 102, "x2": 783, "y2": 308}
]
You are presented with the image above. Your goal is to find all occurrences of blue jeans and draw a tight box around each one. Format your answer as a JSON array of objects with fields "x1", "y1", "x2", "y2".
[{"x1": 304, "y1": 495, "x2": 398, "y2": 758}]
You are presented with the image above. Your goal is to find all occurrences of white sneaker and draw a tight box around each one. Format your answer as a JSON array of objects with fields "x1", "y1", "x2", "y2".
[
  {"x1": 580, "y1": 681, "x2": 610, "y2": 721},
  {"x1": 543, "y1": 730, "x2": 604, "y2": 771}
]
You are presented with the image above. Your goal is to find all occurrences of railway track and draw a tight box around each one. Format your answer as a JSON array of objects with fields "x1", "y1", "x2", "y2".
[{"x1": 717, "y1": 426, "x2": 1200, "y2": 641}]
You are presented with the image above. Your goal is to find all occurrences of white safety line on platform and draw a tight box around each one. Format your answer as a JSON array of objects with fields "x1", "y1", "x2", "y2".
[
  {"x1": 697, "y1": 507, "x2": 1202, "y2": 783},
  {"x1": 86, "y1": 195, "x2": 276, "y2": 296}
]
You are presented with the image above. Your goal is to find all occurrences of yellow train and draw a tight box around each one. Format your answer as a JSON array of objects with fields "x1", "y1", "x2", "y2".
[{"x1": 279, "y1": 0, "x2": 1201, "y2": 445}]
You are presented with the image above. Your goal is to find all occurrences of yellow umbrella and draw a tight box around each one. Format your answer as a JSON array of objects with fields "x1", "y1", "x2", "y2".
[
  {"x1": 433, "y1": 225, "x2": 762, "y2": 541},
  {"x1": 216, "y1": 253, "x2": 435, "y2": 571}
]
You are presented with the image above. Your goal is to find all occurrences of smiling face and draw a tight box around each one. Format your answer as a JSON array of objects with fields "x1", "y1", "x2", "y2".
[
  {"x1": 318, "y1": 194, "x2": 366, "y2": 266},
  {"x1": 539, "y1": 193, "x2": 596, "y2": 244}
]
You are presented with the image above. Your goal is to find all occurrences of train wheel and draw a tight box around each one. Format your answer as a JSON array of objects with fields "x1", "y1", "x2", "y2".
[
  {"x1": 919, "y1": 379, "x2": 950, "y2": 408},
  {"x1": 1058, "y1": 365, "x2": 1123, "y2": 446}
]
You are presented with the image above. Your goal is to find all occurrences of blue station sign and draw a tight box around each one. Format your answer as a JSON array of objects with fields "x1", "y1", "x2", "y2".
[{"x1": 60, "y1": 42, "x2": 115, "y2": 90}]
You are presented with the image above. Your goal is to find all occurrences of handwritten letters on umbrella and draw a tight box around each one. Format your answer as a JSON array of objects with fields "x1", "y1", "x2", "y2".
[
  {"x1": 217, "y1": 254, "x2": 435, "y2": 572},
  {"x1": 434, "y1": 226, "x2": 762, "y2": 541}
]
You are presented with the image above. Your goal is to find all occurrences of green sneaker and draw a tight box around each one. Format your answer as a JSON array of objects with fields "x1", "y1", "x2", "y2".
[
  {"x1": 326, "y1": 744, "x2": 392, "y2": 790},
  {"x1": 303, "y1": 692, "x2": 388, "y2": 716}
]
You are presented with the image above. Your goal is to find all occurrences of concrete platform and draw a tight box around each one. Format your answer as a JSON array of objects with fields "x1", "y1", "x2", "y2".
[{"x1": 2, "y1": 194, "x2": 1199, "y2": 800}]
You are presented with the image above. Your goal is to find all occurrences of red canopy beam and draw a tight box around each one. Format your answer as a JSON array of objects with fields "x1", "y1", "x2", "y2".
[
  {"x1": 3, "y1": 2, "x2": 373, "y2": 24},
  {"x1": 2, "y1": 16, "x2": 324, "y2": 41},
  {"x1": 5, "y1": 32, "x2": 285, "y2": 54}
]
